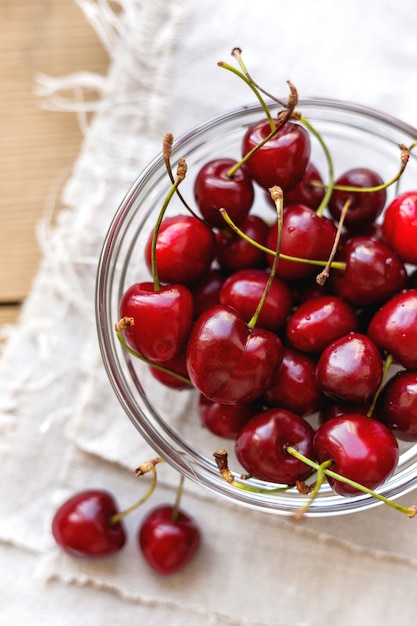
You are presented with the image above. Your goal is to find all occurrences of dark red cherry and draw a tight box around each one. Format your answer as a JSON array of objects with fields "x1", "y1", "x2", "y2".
[
  {"x1": 266, "y1": 205, "x2": 337, "y2": 280},
  {"x1": 285, "y1": 295, "x2": 358, "y2": 355},
  {"x1": 139, "y1": 505, "x2": 200, "y2": 576},
  {"x1": 235, "y1": 408, "x2": 316, "y2": 484},
  {"x1": 198, "y1": 394, "x2": 257, "y2": 439},
  {"x1": 193, "y1": 157, "x2": 254, "y2": 228},
  {"x1": 242, "y1": 119, "x2": 310, "y2": 191},
  {"x1": 192, "y1": 268, "x2": 228, "y2": 319},
  {"x1": 219, "y1": 268, "x2": 293, "y2": 333},
  {"x1": 283, "y1": 162, "x2": 325, "y2": 210},
  {"x1": 216, "y1": 214, "x2": 269, "y2": 271},
  {"x1": 145, "y1": 214, "x2": 216, "y2": 286},
  {"x1": 148, "y1": 349, "x2": 190, "y2": 390},
  {"x1": 330, "y1": 236, "x2": 407, "y2": 306},
  {"x1": 319, "y1": 399, "x2": 368, "y2": 424},
  {"x1": 382, "y1": 191, "x2": 417, "y2": 264},
  {"x1": 120, "y1": 282, "x2": 194, "y2": 362},
  {"x1": 328, "y1": 167, "x2": 386, "y2": 230},
  {"x1": 52, "y1": 490, "x2": 126, "y2": 558},
  {"x1": 263, "y1": 346, "x2": 323, "y2": 417},
  {"x1": 315, "y1": 332, "x2": 383, "y2": 404},
  {"x1": 367, "y1": 289, "x2": 417, "y2": 369},
  {"x1": 186, "y1": 304, "x2": 283, "y2": 405},
  {"x1": 313, "y1": 414, "x2": 399, "y2": 496},
  {"x1": 377, "y1": 369, "x2": 417, "y2": 441}
]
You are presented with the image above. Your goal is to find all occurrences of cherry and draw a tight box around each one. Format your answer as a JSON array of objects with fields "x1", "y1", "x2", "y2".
[
  {"x1": 285, "y1": 295, "x2": 358, "y2": 355},
  {"x1": 328, "y1": 167, "x2": 386, "y2": 230},
  {"x1": 266, "y1": 204, "x2": 337, "y2": 280},
  {"x1": 139, "y1": 504, "x2": 200, "y2": 575},
  {"x1": 235, "y1": 408, "x2": 316, "y2": 484},
  {"x1": 241, "y1": 119, "x2": 310, "y2": 191},
  {"x1": 186, "y1": 304, "x2": 283, "y2": 405},
  {"x1": 219, "y1": 268, "x2": 293, "y2": 333},
  {"x1": 52, "y1": 490, "x2": 126, "y2": 558},
  {"x1": 119, "y1": 282, "x2": 194, "y2": 362},
  {"x1": 329, "y1": 236, "x2": 407, "y2": 307},
  {"x1": 216, "y1": 214, "x2": 269, "y2": 271},
  {"x1": 198, "y1": 394, "x2": 257, "y2": 439},
  {"x1": 315, "y1": 332, "x2": 384, "y2": 404},
  {"x1": 319, "y1": 398, "x2": 368, "y2": 424},
  {"x1": 313, "y1": 414, "x2": 399, "y2": 496},
  {"x1": 145, "y1": 214, "x2": 216, "y2": 287},
  {"x1": 283, "y1": 162, "x2": 325, "y2": 211},
  {"x1": 367, "y1": 289, "x2": 417, "y2": 369},
  {"x1": 148, "y1": 349, "x2": 191, "y2": 390},
  {"x1": 382, "y1": 190, "x2": 417, "y2": 264},
  {"x1": 263, "y1": 346, "x2": 323, "y2": 417},
  {"x1": 193, "y1": 157, "x2": 254, "y2": 228},
  {"x1": 377, "y1": 369, "x2": 417, "y2": 441}
]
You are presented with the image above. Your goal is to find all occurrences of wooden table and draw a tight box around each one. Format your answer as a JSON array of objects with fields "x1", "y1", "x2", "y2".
[{"x1": 0, "y1": 0, "x2": 108, "y2": 333}]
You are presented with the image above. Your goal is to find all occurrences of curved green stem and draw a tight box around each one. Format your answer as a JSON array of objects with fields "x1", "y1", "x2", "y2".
[
  {"x1": 294, "y1": 459, "x2": 333, "y2": 520},
  {"x1": 367, "y1": 354, "x2": 394, "y2": 418},
  {"x1": 110, "y1": 466, "x2": 158, "y2": 525},
  {"x1": 213, "y1": 450, "x2": 290, "y2": 494}
]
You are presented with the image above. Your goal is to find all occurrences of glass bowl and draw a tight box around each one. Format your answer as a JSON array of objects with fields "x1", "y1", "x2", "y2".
[{"x1": 96, "y1": 98, "x2": 417, "y2": 517}]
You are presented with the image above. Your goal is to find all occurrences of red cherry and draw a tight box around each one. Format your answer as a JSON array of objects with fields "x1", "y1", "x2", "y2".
[
  {"x1": 377, "y1": 369, "x2": 417, "y2": 441},
  {"x1": 235, "y1": 408, "x2": 316, "y2": 484},
  {"x1": 52, "y1": 490, "x2": 126, "y2": 558},
  {"x1": 242, "y1": 119, "x2": 310, "y2": 191},
  {"x1": 313, "y1": 414, "x2": 399, "y2": 496},
  {"x1": 285, "y1": 295, "x2": 358, "y2": 355},
  {"x1": 119, "y1": 282, "x2": 194, "y2": 362},
  {"x1": 145, "y1": 214, "x2": 216, "y2": 286},
  {"x1": 283, "y1": 162, "x2": 325, "y2": 210},
  {"x1": 193, "y1": 157, "x2": 254, "y2": 228},
  {"x1": 328, "y1": 167, "x2": 386, "y2": 230},
  {"x1": 191, "y1": 268, "x2": 228, "y2": 319},
  {"x1": 139, "y1": 505, "x2": 200, "y2": 576},
  {"x1": 315, "y1": 332, "x2": 384, "y2": 404},
  {"x1": 198, "y1": 394, "x2": 256, "y2": 439},
  {"x1": 148, "y1": 349, "x2": 190, "y2": 390},
  {"x1": 367, "y1": 289, "x2": 417, "y2": 369},
  {"x1": 216, "y1": 214, "x2": 269, "y2": 271},
  {"x1": 330, "y1": 236, "x2": 407, "y2": 306},
  {"x1": 263, "y1": 346, "x2": 323, "y2": 417},
  {"x1": 219, "y1": 268, "x2": 293, "y2": 333},
  {"x1": 186, "y1": 304, "x2": 283, "y2": 405},
  {"x1": 382, "y1": 190, "x2": 417, "y2": 264}
]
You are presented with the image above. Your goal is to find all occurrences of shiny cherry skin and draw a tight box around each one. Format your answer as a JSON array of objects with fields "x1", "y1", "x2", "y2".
[
  {"x1": 330, "y1": 236, "x2": 407, "y2": 307},
  {"x1": 283, "y1": 162, "x2": 325, "y2": 210},
  {"x1": 198, "y1": 394, "x2": 257, "y2": 439},
  {"x1": 328, "y1": 167, "x2": 386, "y2": 230},
  {"x1": 263, "y1": 346, "x2": 323, "y2": 417},
  {"x1": 52, "y1": 490, "x2": 126, "y2": 558},
  {"x1": 216, "y1": 214, "x2": 269, "y2": 271},
  {"x1": 315, "y1": 332, "x2": 383, "y2": 404},
  {"x1": 235, "y1": 408, "x2": 316, "y2": 484},
  {"x1": 382, "y1": 190, "x2": 417, "y2": 264},
  {"x1": 285, "y1": 295, "x2": 358, "y2": 355},
  {"x1": 219, "y1": 268, "x2": 293, "y2": 333},
  {"x1": 266, "y1": 204, "x2": 337, "y2": 280},
  {"x1": 377, "y1": 370, "x2": 417, "y2": 441},
  {"x1": 120, "y1": 282, "x2": 194, "y2": 362},
  {"x1": 242, "y1": 119, "x2": 310, "y2": 191},
  {"x1": 139, "y1": 505, "x2": 200, "y2": 576},
  {"x1": 367, "y1": 289, "x2": 417, "y2": 369},
  {"x1": 145, "y1": 214, "x2": 216, "y2": 287},
  {"x1": 148, "y1": 349, "x2": 190, "y2": 390},
  {"x1": 193, "y1": 157, "x2": 254, "y2": 228},
  {"x1": 186, "y1": 304, "x2": 283, "y2": 405},
  {"x1": 313, "y1": 414, "x2": 399, "y2": 496}
]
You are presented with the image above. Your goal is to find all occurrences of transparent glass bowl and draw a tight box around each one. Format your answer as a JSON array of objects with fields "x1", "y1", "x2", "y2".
[{"x1": 96, "y1": 99, "x2": 417, "y2": 517}]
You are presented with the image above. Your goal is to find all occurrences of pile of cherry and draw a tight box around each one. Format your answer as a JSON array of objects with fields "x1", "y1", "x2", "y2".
[{"x1": 52, "y1": 56, "x2": 417, "y2": 574}]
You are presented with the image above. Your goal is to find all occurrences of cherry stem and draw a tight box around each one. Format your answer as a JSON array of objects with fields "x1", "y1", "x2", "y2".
[
  {"x1": 114, "y1": 318, "x2": 193, "y2": 386},
  {"x1": 213, "y1": 450, "x2": 290, "y2": 494},
  {"x1": 316, "y1": 197, "x2": 352, "y2": 285},
  {"x1": 367, "y1": 354, "x2": 394, "y2": 418},
  {"x1": 286, "y1": 446, "x2": 417, "y2": 517},
  {"x1": 247, "y1": 185, "x2": 283, "y2": 330},
  {"x1": 151, "y1": 158, "x2": 187, "y2": 292},
  {"x1": 299, "y1": 115, "x2": 335, "y2": 217},
  {"x1": 219, "y1": 208, "x2": 346, "y2": 271},
  {"x1": 110, "y1": 466, "x2": 158, "y2": 525},
  {"x1": 162, "y1": 134, "x2": 201, "y2": 220},
  {"x1": 294, "y1": 459, "x2": 333, "y2": 520},
  {"x1": 171, "y1": 473, "x2": 185, "y2": 522}
]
